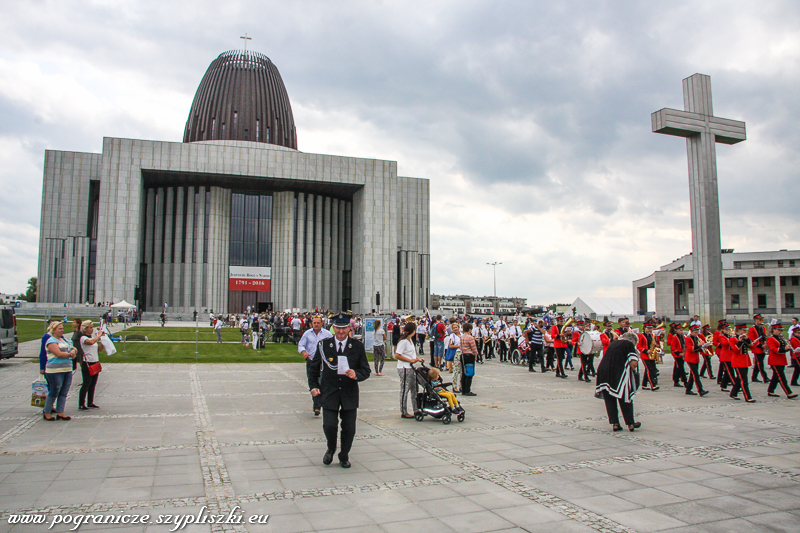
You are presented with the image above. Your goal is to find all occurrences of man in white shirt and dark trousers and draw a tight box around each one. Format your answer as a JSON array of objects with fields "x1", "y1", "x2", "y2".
[{"x1": 299, "y1": 316, "x2": 333, "y2": 416}]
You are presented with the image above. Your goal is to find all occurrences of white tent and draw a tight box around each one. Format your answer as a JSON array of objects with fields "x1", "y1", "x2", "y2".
[
  {"x1": 570, "y1": 297, "x2": 634, "y2": 319},
  {"x1": 110, "y1": 300, "x2": 136, "y2": 308}
]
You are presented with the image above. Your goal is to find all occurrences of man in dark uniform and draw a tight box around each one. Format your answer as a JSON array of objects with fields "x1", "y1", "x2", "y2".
[{"x1": 309, "y1": 313, "x2": 371, "y2": 468}]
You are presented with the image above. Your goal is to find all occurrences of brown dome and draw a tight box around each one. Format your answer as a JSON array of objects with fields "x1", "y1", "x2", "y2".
[{"x1": 183, "y1": 50, "x2": 297, "y2": 149}]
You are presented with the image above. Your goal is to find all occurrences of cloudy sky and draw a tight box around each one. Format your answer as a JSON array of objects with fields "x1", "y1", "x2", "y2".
[{"x1": 2, "y1": 1, "x2": 799, "y2": 306}]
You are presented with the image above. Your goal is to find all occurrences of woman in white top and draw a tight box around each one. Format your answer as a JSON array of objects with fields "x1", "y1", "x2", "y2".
[
  {"x1": 449, "y1": 323, "x2": 463, "y2": 391},
  {"x1": 79, "y1": 320, "x2": 105, "y2": 410},
  {"x1": 372, "y1": 320, "x2": 387, "y2": 376},
  {"x1": 395, "y1": 322, "x2": 424, "y2": 418}
]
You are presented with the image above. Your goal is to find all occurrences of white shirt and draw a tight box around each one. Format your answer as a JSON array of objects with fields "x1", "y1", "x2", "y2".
[
  {"x1": 373, "y1": 328, "x2": 385, "y2": 347},
  {"x1": 416, "y1": 324, "x2": 427, "y2": 335},
  {"x1": 335, "y1": 338, "x2": 347, "y2": 353},
  {"x1": 448, "y1": 333, "x2": 461, "y2": 349},
  {"x1": 507, "y1": 325, "x2": 522, "y2": 338},
  {"x1": 291, "y1": 318, "x2": 302, "y2": 331},
  {"x1": 395, "y1": 338, "x2": 416, "y2": 368}
]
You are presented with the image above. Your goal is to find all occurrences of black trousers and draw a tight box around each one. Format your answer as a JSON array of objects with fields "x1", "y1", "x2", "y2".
[
  {"x1": 752, "y1": 352, "x2": 769, "y2": 381},
  {"x1": 792, "y1": 359, "x2": 800, "y2": 386},
  {"x1": 499, "y1": 341, "x2": 508, "y2": 361},
  {"x1": 79, "y1": 361, "x2": 98, "y2": 407},
  {"x1": 700, "y1": 355, "x2": 715, "y2": 378},
  {"x1": 730, "y1": 366, "x2": 752, "y2": 400},
  {"x1": 673, "y1": 356, "x2": 687, "y2": 385},
  {"x1": 768, "y1": 365, "x2": 794, "y2": 396},
  {"x1": 642, "y1": 359, "x2": 658, "y2": 387},
  {"x1": 577, "y1": 353, "x2": 592, "y2": 381},
  {"x1": 685, "y1": 361, "x2": 704, "y2": 393},
  {"x1": 602, "y1": 391, "x2": 634, "y2": 426},
  {"x1": 530, "y1": 343, "x2": 543, "y2": 371},
  {"x1": 306, "y1": 359, "x2": 322, "y2": 411},
  {"x1": 461, "y1": 353, "x2": 475, "y2": 394},
  {"x1": 587, "y1": 354, "x2": 596, "y2": 375},
  {"x1": 475, "y1": 339, "x2": 484, "y2": 363},
  {"x1": 555, "y1": 347, "x2": 566, "y2": 376},
  {"x1": 486, "y1": 340, "x2": 494, "y2": 358},
  {"x1": 323, "y1": 408, "x2": 357, "y2": 459},
  {"x1": 719, "y1": 360, "x2": 734, "y2": 389},
  {"x1": 546, "y1": 347, "x2": 555, "y2": 369},
  {"x1": 417, "y1": 335, "x2": 425, "y2": 354}
]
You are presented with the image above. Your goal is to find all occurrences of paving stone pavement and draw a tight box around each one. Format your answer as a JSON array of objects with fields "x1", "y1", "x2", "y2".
[{"x1": 0, "y1": 350, "x2": 799, "y2": 533}]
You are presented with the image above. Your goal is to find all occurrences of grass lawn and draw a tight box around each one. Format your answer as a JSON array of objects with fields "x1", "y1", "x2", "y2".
[
  {"x1": 120, "y1": 326, "x2": 245, "y2": 342},
  {"x1": 15, "y1": 318, "x2": 49, "y2": 343},
  {"x1": 102, "y1": 341, "x2": 305, "y2": 364}
]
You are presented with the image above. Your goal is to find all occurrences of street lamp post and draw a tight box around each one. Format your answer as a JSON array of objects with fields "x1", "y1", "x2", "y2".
[{"x1": 487, "y1": 262, "x2": 502, "y2": 314}]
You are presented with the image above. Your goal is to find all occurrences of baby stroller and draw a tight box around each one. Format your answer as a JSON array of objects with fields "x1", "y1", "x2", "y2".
[{"x1": 412, "y1": 363, "x2": 466, "y2": 424}]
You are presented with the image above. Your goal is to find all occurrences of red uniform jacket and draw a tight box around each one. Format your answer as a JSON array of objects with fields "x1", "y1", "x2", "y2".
[
  {"x1": 791, "y1": 337, "x2": 800, "y2": 363},
  {"x1": 748, "y1": 325, "x2": 767, "y2": 354},
  {"x1": 685, "y1": 335, "x2": 700, "y2": 364},
  {"x1": 571, "y1": 330, "x2": 583, "y2": 355},
  {"x1": 551, "y1": 325, "x2": 567, "y2": 348},
  {"x1": 600, "y1": 331, "x2": 613, "y2": 352},
  {"x1": 729, "y1": 336, "x2": 751, "y2": 368},
  {"x1": 767, "y1": 335, "x2": 789, "y2": 366},
  {"x1": 717, "y1": 333, "x2": 732, "y2": 362},
  {"x1": 668, "y1": 333, "x2": 686, "y2": 358},
  {"x1": 637, "y1": 333, "x2": 654, "y2": 360}
]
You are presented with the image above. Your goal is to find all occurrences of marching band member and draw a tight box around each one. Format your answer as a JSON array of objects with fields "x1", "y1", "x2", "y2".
[
  {"x1": 497, "y1": 325, "x2": 508, "y2": 362},
  {"x1": 574, "y1": 320, "x2": 591, "y2": 382},
  {"x1": 473, "y1": 319, "x2": 484, "y2": 364},
  {"x1": 507, "y1": 319, "x2": 522, "y2": 360},
  {"x1": 748, "y1": 314, "x2": 770, "y2": 382},
  {"x1": 668, "y1": 323, "x2": 688, "y2": 387},
  {"x1": 684, "y1": 324, "x2": 709, "y2": 396},
  {"x1": 550, "y1": 315, "x2": 568, "y2": 378},
  {"x1": 729, "y1": 322, "x2": 755, "y2": 402},
  {"x1": 615, "y1": 317, "x2": 631, "y2": 338},
  {"x1": 636, "y1": 321, "x2": 659, "y2": 390},
  {"x1": 600, "y1": 321, "x2": 615, "y2": 352},
  {"x1": 712, "y1": 321, "x2": 729, "y2": 388},
  {"x1": 717, "y1": 323, "x2": 734, "y2": 392},
  {"x1": 790, "y1": 326, "x2": 800, "y2": 387},
  {"x1": 700, "y1": 324, "x2": 716, "y2": 379},
  {"x1": 766, "y1": 322, "x2": 797, "y2": 399}
]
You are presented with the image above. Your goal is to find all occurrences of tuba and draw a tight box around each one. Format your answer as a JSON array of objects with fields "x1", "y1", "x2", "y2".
[{"x1": 559, "y1": 317, "x2": 575, "y2": 343}]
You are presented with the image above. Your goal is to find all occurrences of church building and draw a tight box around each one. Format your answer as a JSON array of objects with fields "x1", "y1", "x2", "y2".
[{"x1": 37, "y1": 50, "x2": 430, "y2": 314}]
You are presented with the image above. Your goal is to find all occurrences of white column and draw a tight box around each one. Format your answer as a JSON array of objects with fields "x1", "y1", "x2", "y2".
[
  {"x1": 775, "y1": 275, "x2": 782, "y2": 315},
  {"x1": 296, "y1": 193, "x2": 306, "y2": 310},
  {"x1": 747, "y1": 276, "x2": 754, "y2": 316}
]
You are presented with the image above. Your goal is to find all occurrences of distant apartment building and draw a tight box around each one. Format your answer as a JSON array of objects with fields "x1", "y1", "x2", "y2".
[{"x1": 429, "y1": 294, "x2": 527, "y2": 315}]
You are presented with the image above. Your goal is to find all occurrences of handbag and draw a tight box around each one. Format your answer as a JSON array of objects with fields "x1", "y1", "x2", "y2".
[
  {"x1": 88, "y1": 362, "x2": 102, "y2": 376},
  {"x1": 31, "y1": 378, "x2": 48, "y2": 407},
  {"x1": 99, "y1": 335, "x2": 116, "y2": 356},
  {"x1": 464, "y1": 363, "x2": 475, "y2": 377}
]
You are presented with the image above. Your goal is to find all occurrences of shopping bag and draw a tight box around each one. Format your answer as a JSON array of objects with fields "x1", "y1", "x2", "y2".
[
  {"x1": 31, "y1": 379, "x2": 48, "y2": 407},
  {"x1": 99, "y1": 335, "x2": 117, "y2": 356},
  {"x1": 88, "y1": 362, "x2": 102, "y2": 376}
]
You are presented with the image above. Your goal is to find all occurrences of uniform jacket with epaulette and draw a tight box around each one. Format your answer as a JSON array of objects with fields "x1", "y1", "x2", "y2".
[{"x1": 308, "y1": 337, "x2": 371, "y2": 410}]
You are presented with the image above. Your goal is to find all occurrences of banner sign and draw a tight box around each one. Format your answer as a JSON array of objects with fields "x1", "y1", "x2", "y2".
[{"x1": 229, "y1": 266, "x2": 271, "y2": 291}]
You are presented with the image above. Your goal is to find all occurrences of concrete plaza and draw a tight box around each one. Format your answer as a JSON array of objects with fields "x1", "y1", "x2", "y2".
[{"x1": 0, "y1": 345, "x2": 798, "y2": 533}]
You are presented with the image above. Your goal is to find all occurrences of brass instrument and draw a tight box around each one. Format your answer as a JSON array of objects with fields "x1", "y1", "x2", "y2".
[
  {"x1": 648, "y1": 336, "x2": 663, "y2": 364},
  {"x1": 701, "y1": 334, "x2": 714, "y2": 357},
  {"x1": 559, "y1": 317, "x2": 575, "y2": 343}
]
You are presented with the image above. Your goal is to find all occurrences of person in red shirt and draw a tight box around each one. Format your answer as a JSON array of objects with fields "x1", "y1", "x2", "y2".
[
  {"x1": 790, "y1": 327, "x2": 800, "y2": 387},
  {"x1": 700, "y1": 324, "x2": 716, "y2": 380},
  {"x1": 600, "y1": 321, "x2": 615, "y2": 352},
  {"x1": 574, "y1": 320, "x2": 591, "y2": 383},
  {"x1": 748, "y1": 314, "x2": 770, "y2": 382},
  {"x1": 636, "y1": 321, "x2": 659, "y2": 390},
  {"x1": 614, "y1": 317, "x2": 631, "y2": 339},
  {"x1": 550, "y1": 315, "x2": 568, "y2": 379},
  {"x1": 684, "y1": 324, "x2": 710, "y2": 396},
  {"x1": 667, "y1": 323, "x2": 688, "y2": 388},
  {"x1": 766, "y1": 322, "x2": 797, "y2": 399},
  {"x1": 716, "y1": 323, "x2": 735, "y2": 392},
  {"x1": 729, "y1": 322, "x2": 755, "y2": 402}
]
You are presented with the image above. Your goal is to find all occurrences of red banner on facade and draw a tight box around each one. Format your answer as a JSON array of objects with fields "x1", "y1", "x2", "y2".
[{"x1": 229, "y1": 278, "x2": 271, "y2": 291}]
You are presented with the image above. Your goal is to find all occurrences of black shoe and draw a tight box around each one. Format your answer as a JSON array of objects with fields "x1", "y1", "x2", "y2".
[
  {"x1": 651, "y1": 386, "x2": 659, "y2": 391},
  {"x1": 768, "y1": 392, "x2": 779, "y2": 397},
  {"x1": 752, "y1": 379, "x2": 762, "y2": 383},
  {"x1": 686, "y1": 390, "x2": 697, "y2": 395},
  {"x1": 612, "y1": 424, "x2": 622, "y2": 432},
  {"x1": 339, "y1": 455, "x2": 351, "y2": 468},
  {"x1": 463, "y1": 392, "x2": 477, "y2": 396},
  {"x1": 87, "y1": 404, "x2": 100, "y2": 409},
  {"x1": 720, "y1": 388, "x2": 729, "y2": 392},
  {"x1": 78, "y1": 405, "x2": 89, "y2": 411},
  {"x1": 323, "y1": 450, "x2": 334, "y2": 465},
  {"x1": 730, "y1": 395, "x2": 741, "y2": 400},
  {"x1": 314, "y1": 409, "x2": 320, "y2": 417},
  {"x1": 699, "y1": 390, "x2": 709, "y2": 397},
  {"x1": 628, "y1": 422, "x2": 641, "y2": 432},
  {"x1": 674, "y1": 383, "x2": 683, "y2": 388}
]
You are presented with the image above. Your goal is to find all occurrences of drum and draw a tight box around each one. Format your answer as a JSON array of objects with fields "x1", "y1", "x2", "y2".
[{"x1": 579, "y1": 330, "x2": 603, "y2": 355}]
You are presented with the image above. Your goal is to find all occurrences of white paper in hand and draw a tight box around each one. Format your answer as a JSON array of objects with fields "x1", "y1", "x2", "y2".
[
  {"x1": 99, "y1": 335, "x2": 117, "y2": 356},
  {"x1": 337, "y1": 356, "x2": 350, "y2": 375}
]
